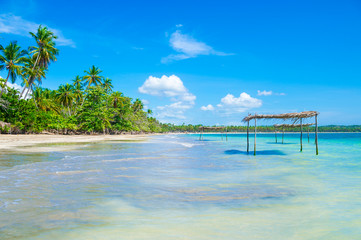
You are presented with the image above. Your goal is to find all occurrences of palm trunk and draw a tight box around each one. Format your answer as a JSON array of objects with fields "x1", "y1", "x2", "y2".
[{"x1": 0, "y1": 71, "x2": 11, "y2": 98}]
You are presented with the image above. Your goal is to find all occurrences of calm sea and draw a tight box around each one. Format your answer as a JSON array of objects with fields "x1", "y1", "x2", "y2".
[{"x1": 0, "y1": 133, "x2": 360, "y2": 239}]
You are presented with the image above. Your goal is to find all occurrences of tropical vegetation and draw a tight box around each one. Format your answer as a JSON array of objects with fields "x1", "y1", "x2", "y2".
[{"x1": 0, "y1": 25, "x2": 162, "y2": 134}]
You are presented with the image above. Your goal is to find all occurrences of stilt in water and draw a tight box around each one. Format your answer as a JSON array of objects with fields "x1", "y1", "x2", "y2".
[
  {"x1": 307, "y1": 126, "x2": 310, "y2": 143},
  {"x1": 315, "y1": 115, "x2": 319, "y2": 155},
  {"x1": 254, "y1": 118, "x2": 257, "y2": 156},
  {"x1": 247, "y1": 121, "x2": 249, "y2": 153},
  {"x1": 226, "y1": 127, "x2": 228, "y2": 141},
  {"x1": 275, "y1": 127, "x2": 277, "y2": 143},
  {"x1": 282, "y1": 127, "x2": 284, "y2": 144},
  {"x1": 300, "y1": 118, "x2": 302, "y2": 152}
]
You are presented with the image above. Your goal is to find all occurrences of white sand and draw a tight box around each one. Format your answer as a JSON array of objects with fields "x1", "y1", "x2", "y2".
[{"x1": 0, "y1": 134, "x2": 157, "y2": 152}]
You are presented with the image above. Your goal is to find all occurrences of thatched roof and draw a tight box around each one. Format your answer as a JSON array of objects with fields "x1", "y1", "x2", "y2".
[
  {"x1": 199, "y1": 126, "x2": 226, "y2": 130},
  {"x1": 274, "y1": 123, "x2": 314, "y2": 128},
  {"x1": 242, "y1": 111, "x2": 318, "y2": 122}
]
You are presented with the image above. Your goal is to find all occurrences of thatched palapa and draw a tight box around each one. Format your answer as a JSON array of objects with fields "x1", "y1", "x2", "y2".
[{"x1": 242, "y1": 111, "x2": 318, "y2": 122}]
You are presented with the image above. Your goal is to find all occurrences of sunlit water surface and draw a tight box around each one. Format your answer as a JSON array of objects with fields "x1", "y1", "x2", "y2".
[{"x1": 0, "y1": 133, "x2": 361, "y2": 239}]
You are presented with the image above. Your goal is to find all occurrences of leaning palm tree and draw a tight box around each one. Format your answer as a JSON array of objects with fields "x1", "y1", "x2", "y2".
[
  {"x1": 83, "y1": 65, "x2": 103, "y2": 89},
  {"x1": 132, "y1": 98, "x2": 144, "y2": 113},
  {"x1": 72, "y1": 75, "x2": 84, "y2": 106},
  {"x1": 55, "y1": 83, "x2": 74, "y2": 116},
  {"x1": 0, "y1": 41, "x2": 28, "y2": 97},
  {"x1": 21, "y1": 59, "x2": 47, "y2": 100}
]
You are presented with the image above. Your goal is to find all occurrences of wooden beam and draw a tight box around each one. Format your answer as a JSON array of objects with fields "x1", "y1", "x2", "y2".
[
  {"x1": 315, "y1": 115, "x2": 319, "y2": 155},
  {"x1": 282, "y1": 127, "x2": 284, "y2": 144}
]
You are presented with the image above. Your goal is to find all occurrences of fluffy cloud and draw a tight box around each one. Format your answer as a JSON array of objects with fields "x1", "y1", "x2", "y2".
[
  {"x1": 161, "y1": 30, "x2": 231, "y2": 63},
  {"x1": 138, "y1": 75, "x2": 196, "y2": 103},
  {"x1": 1, "y1": 80, "x2": 31, "y2": 99},
  {"x1": 200, "y1": 104, "x2": 215, "y2": 111},
  {"x1": 0, "y1": 13, "x2": 75, "y2": 47},
  {"x1": 139, "y1": 75, "x2": 196, "y2": 121},
  {"x1": 257, "y1": 90, "x2": 273, "y2": 96},
  {"x1": 217, "y1": 93, "x2": 262, "y2": 114}
]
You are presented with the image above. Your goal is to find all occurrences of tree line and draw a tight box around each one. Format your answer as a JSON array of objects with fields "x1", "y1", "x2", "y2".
[
  {"x1": 0, "y1": 25, "x2": 162, "y2": 134},
  {"x1": 160, "y1": 124, "x2": 361, "y2": 133}
]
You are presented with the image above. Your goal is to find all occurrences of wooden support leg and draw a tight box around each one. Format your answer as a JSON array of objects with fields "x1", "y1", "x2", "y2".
[
  {"x1": 308, "y1": 127, "x2": 310, "y2": 143},
  {"x1": 247, "y1": 121, "x2": 249, "y2": 153},
  {"x1": 282, "y1": 127, "x2": 284, "y2": 144},
  {"x1": 254, "y1": 118, "x2": 257, "y2": 156},
  {"x1": 315, "y1": 115, "x2": 319, "y2": 155},
  {"x1": 300, "y1": 118, "x2": 302, "y2": 152}
]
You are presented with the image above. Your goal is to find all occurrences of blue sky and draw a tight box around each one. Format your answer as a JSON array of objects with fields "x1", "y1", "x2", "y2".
[{"x1": 1, "y1": 0, "x2": 361, "y2": 125}]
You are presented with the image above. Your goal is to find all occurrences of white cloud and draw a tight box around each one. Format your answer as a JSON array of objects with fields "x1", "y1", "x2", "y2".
[
  {"x1": 3, "y1": 81, "x2": 31, "y2": 99},
  {"x1": 257, "y1": 90, "x2": 273, "y2": 96},
  {"x1": 200, "y1": 104, "x2": 215, "y2": 111},
  {"x1": 0, "y1": 13, "x2": 75, "y2": 47},
  {"x1": 138, "y1": 75, "x2": 196, "y2": 103},
  {"x1": 161, "y1": 30, "x2": 232, "y2": 63},
  {"x1": 217, "y1": 93, "x2": 262, "y2": 114},
  {"x1": 176, "y1": 24, "x2": 183, "y2": 28},
  {"x1": 139, "y1": 75, "x2": 196, "y2": 121}
]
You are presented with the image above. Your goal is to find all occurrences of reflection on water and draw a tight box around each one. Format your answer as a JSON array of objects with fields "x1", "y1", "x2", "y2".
[{"x1": 1, "y1": 134, "x2": 361, "y2": 239}]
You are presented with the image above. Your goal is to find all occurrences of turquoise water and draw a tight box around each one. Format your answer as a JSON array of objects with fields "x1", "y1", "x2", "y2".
[{"x1": 0, "y1": 133, "x2": 361, "y2": 239}]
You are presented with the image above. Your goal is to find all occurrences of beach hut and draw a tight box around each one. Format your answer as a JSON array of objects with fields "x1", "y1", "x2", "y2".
[
  {"x1": 242, "y1": 111, "x2": 319, "y2": 155},
  {"x1": 199, "y1": 126, "x2": 228, "y2": 141}
]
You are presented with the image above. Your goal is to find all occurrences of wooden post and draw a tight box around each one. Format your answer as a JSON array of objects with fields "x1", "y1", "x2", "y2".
[
  {"x1": 275, "y1": 127, "x2": 277, "y2": 143},
  {"x1": 199, "y1": 127, "x2": 202, "y2": 140},
  {"x1": 202, "y1": 127, "x2": 204, "y2": 141},
  {"x1": 300, "y1": 118, "x2": 302, "y2": 152},
  {"x1": 247, "y1": 121, "x2": 249, "y2": 153},
  {"x1": 226, "y1": 127, "x2": 228, "y2": 141},
  {"x1": 282, "y1": 127, "x2": 284, "y2": 144},
  {"x1": 307, "y1": 126, "x2": 310, "y2": 143},
  {"x1": 254, "y1": 118, "x2": 257, "y2": 156},
  {"x1": 315, "y1": 115, "x2": 318, "y2": 155}
]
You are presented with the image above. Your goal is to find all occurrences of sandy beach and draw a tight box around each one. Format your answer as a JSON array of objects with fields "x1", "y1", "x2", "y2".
[{"x1": 0, "y1": 134, "x2": 157, "y2": 152}]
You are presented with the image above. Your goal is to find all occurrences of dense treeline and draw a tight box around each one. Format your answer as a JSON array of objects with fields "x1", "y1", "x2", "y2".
[
  {"x1": 0, "y1": 25, "x2": 162, "y2": 134},
  {"x1": 160, "y1": 124, "x2": 361, "y2": 133}
]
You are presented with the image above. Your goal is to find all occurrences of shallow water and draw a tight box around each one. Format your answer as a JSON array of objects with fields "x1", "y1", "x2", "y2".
[{"x1": 0, "y1": 133, "x2": 361, "y2": 239}]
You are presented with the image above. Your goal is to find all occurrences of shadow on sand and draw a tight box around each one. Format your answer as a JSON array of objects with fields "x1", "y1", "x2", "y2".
[{"x1": 224, "y1": 149, "x2": 286, "y2": 155}]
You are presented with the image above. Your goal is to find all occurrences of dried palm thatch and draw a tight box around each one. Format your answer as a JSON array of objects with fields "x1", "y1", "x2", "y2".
[{"x1": 242, "y1": 111, "x2": 318, "y2": 122}]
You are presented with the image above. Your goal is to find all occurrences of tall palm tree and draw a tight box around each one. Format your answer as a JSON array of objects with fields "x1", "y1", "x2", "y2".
[
  {"x1": 102, "y1": 78, "x2": 113, "y2": 93},
  {"x1": 22, "y1": 25, "x2": 58, "y2": 99},
  {"x1": 83, "y1": 65, "x2": 103, "y2": 89},
  {"x1": 55, "y1": 83, "x2": 74, "y2": 116},
  {"x1": 29, "y1": 25, "x2": 59, "y2": 69},
  {"x1": 0, "y1": 41, "x2": 27, "y2": 97}
]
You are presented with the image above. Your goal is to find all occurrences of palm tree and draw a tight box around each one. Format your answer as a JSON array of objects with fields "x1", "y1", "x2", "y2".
[
  {"x1": 110, "y1": 91, "x2": 124, "y2": 108},
  {"x1": 72, "y1": 75, "x2": 84, "y2": 105},
  {"x1": 22, "y1": 25, "x2": 58, "y2": 99},
  {"x1": 55, "y1": 83, "x2": 74, "y2": 116},
  {"x1": 21, "y1": 58, "x2": 47, "y2": 100},
  {"x1": 102, "y1": 78, "x2": 113, "y2": 93},
  {"x1": 29, "y1": 25, "x2": 59, "y2": 69},
  {"x1": 0, "y1": 41, "x2": 28, "y2": 97},
  {"x1": 83, "y1": 65, "x2": 103, "y2": 89},
  {"x1": 132, "y1": 98, "x2": 144, "y2": 113}
]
